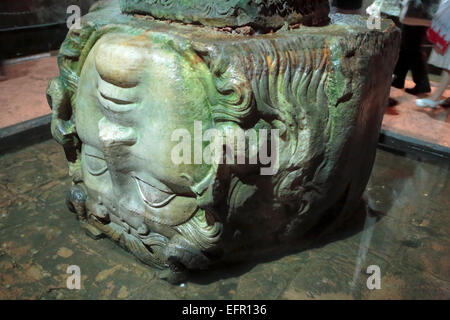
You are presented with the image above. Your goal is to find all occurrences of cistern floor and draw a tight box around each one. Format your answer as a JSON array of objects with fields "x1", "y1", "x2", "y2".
[{"x1": 0, "y1": 140, "x2": 449, "y2": 299}]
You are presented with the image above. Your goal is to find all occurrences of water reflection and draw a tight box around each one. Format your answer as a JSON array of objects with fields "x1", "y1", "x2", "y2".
[{"x1": 0, "y1": 141, "x2": 448, "y2": 299}]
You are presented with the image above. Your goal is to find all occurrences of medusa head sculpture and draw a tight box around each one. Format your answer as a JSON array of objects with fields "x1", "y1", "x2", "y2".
[{"x1": 47, "y1": 1, "x2": 400, "y2": 283}]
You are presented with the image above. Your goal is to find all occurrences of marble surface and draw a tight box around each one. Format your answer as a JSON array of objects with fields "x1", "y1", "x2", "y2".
[
  {"x1": 383, "y1": 80, "x2": 450, "y2": 149},
  {"x1": 0, "y1": 56, "x2": 57, "y2": 129}
]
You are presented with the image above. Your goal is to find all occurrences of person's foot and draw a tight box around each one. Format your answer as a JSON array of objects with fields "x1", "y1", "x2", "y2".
[
  {"x1": 415, "y1": 98, "x2": 443, "y2": 108},
  {"x1": 391, "y1": 79, "x2": 404, "y2": 89},
  {"x1": 405, "y1": 85, "x2": 431, "y2": 95},
  {"x1": 388, "y1": 97, "x2": 398, "y2": 107},
  {"x1": 440, "y1": 97, "x2": 450, "y2": 107}
]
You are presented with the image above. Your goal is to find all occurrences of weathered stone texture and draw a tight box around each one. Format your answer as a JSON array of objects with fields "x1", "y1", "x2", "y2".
[{"x1": 120, "y1": 0, "x2": 331, "y2": 29}]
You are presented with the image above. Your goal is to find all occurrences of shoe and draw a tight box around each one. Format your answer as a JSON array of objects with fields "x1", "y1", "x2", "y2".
[
  {"x1": 440, "y1": 97, "x2": 450, "y2": 107},
  {"x1": 405, "y1": 85, "x2": 431, "y2": 95},
  {"x1": 415, "y1": 98, "x2": 443, "y2": 108},
  {"x1": 388, "y1": 98, "x2": 398, "y2": 107},
  {"x1": 391, "y1": 80, "x2": 404, "y2": 89}
]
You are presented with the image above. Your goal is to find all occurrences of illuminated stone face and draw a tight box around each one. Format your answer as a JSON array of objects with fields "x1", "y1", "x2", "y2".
[
  {"x1": 75, "y1": 33, "x2": 213, "y2": 237},
  {"x1": 47, "y1": 1, "x2": 400, "y2": 283}
]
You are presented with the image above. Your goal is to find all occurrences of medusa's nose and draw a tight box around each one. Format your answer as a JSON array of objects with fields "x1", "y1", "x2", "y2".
[
  {"x1": 98, "y1": 117, "x2": 137, "y2": 148},
  {"x1": 95, "y1": 34, "x2": 149, "y2": 88}
]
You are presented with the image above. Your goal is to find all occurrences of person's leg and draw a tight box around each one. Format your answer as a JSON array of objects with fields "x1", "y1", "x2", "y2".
[
  {"x1": 416, "y1": 69, "x2": 450, "y2": 108},
  {"x1": 405, "y1": 26, "x2": 431, "y2": 94},
  {"x1": 392, "y1": 24, "x2": 411, "y2": 89},
  {"x1": 392, "y1": 49, "x2": 410, "y2": 88},
  {"x1": 429, "y1": 69, "x2": 450, "y2": 101}
]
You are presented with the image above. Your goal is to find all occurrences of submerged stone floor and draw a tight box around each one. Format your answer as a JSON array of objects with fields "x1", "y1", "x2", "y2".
[{"x1": 0, "y1": 140, "x2": 449, "y2": 300}]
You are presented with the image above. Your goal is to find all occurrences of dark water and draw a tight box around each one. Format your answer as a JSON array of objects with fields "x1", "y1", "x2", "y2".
[{"x1": 0, "y1": 140, "x2": 448, "y2": 299}]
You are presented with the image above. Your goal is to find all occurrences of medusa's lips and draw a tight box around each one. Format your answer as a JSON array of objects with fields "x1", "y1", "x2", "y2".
[{"x1": 133, "y1": 176, "x2": 176, "y2": 208}]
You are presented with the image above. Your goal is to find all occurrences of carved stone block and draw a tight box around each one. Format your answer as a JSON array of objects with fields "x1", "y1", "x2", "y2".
[
  {"x1": 47, "y1": 0, "x2": 400, "y2": 283},
  {"x1": 120, "y1": 0, "x2": 331, "y2": 29}
]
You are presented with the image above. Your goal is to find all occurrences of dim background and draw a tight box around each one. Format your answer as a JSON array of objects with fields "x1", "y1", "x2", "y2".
[{"x1": 0, "y1": 0, "x2": 97, "y2": 58}]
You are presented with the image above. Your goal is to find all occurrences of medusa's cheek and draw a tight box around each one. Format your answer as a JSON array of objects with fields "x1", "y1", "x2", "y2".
[
  {"x1": 80, "y1": 144, "x2": 114, "y2": 210},
  {"x1": 74, "y1": 66, "x2": 104, "y2": 151}
]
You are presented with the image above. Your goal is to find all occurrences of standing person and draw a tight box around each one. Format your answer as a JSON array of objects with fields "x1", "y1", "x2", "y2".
[
  {"x1": 416, "y1": 0, "x2": 450, "y2": 107},
  {"x1": 391, "y1": 1, "x2": 433, "y2": 95}
]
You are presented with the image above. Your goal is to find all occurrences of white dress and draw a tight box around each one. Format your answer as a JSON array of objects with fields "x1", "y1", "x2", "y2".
[
  {"x1": 428, "y1": 47, "x2": 450, "y2": 70},
  {"x1": 428, "y1": 0, "x2": 450, "y2": 70}
]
